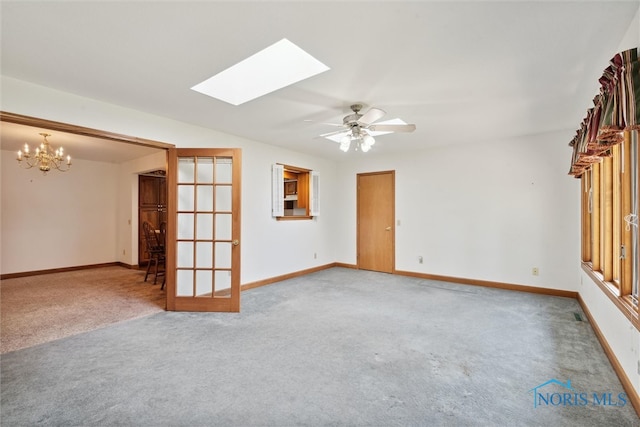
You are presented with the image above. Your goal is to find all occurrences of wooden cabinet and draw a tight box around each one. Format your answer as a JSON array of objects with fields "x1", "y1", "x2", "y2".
[
  {"x1": 296, "y1": 172, "x2": 308, "y2": 209},
  {"x1": 138, "y1": 174, "x2": 167, "y2": 266},
  {"x1": 284, "y1": 180, "x2": 297, "y2": 196}
]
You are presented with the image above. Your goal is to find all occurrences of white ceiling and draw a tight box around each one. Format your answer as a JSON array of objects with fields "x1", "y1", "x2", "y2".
[{"x1": 1, "y1": 1, "x2": 638, "y2": 162}]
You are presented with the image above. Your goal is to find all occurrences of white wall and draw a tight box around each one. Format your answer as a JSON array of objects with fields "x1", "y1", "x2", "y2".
[
  {"x1": 617, "y1": 6, "x2": 639, "y2": 52},
  {"x1": 579, "y1": 270, "x2": 640, "y2": 398},
  {"x1": 0, "y1": 76, "x2": 338, "y2": 284},
  {"x1": 335, "y1": 131, "x2": 580, "y2": 291},
  {"x1": 239, "y1": 142, "x2": 338, "y2": 283},
  {"x1": 1, "y1": 150, "x2": 119, "y2": 274}
]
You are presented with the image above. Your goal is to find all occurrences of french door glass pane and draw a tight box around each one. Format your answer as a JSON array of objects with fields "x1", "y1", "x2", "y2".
[
  {"x1": 216, "y1": 185, "x2": 232, "y2": 212},
  {"x1": 196, "y1": 213, "x2": 214, "y2": 240},
  {"x1": 197, "y1": 158, "x2": 214, "y2": 184},
  {"x1": 177, "y1": 213, "x2": 194, "y2": 240},
  {"x1": 178, "y1": 158, "x2": 195, "y2": 183},
  {"x1": 197, "y1": 185, "x2": 214, "y2": 211},
  {"x1": 215, "y1": 213, "x2": 232, "y2": 240},
  {"x1": 177, "y1": 270, "x2": 193, "y2": 296},
  {"x1": 215, "y1": 270, "x2": 231, "y2": 293},
  {"x1": 196, "y1": 242, "x2": 213, "y2": 268},
  {"x1": 177, "y1": 242, "x2": 194, "y2": 268},
  {"x1": 215, "y1": 158, "x2": 233, "y2": 184},
  {"x1": 195, "y1": 270, "x2": 213, "y2": 296},
  {"x1": 215, "y1": 242, "x2": 232, "y2": 268},
  {"x1": 178, "y1": 185, "x2": 194, "y2": 211}
]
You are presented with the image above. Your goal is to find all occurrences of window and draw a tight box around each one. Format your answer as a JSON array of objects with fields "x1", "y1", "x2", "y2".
[
  {"x1": 581, "y1": 130, "x2": 639, "y2": 326},
  {"x1": 271, "y1": 164, "x2": 319, "y2": 220},
  {"x1": 573, "y1": 47, "x2": 639, "y2": 329}
]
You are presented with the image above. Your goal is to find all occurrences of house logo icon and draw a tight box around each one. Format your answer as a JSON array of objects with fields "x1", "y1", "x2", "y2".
[
  {"x1": 528, "y1": 379, "x2": 574, "y2": 408},
  {"x1": 528, "y1": 378, "x2": 627, "y2": 408}
]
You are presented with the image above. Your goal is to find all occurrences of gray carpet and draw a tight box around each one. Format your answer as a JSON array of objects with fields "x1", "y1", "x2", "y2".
[{"x1": 1, "y1": 268, "x2": 638, "y2": 426}]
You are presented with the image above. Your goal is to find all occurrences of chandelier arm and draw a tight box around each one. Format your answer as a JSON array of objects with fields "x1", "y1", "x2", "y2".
[
  {"x1": 54, "y1": 162, "x2": 71, "y2": 172},
  {"x1": 18, "y1": 157, "x2": 38, "y2": 169}
]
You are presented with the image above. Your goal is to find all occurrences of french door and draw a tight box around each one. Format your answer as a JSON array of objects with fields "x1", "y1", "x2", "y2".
[{"x1": 166, "y1": 148, "x2": 241, "y2": 312}]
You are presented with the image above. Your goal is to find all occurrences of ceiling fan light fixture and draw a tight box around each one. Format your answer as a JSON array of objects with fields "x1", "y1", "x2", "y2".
[
  {"x1": 339, "y1": 134, "x2": 351, "y2": 152},
  {"x1": 363, "y1": 134, "x2": 375, "y2": 147},
  {"x1": 359, "y1": 133, "x2": 374, "y2": 153}
]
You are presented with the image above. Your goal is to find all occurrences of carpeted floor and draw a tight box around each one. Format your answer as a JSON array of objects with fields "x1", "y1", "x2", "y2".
[
  {"x1": 1, "y1": 268, "x2": 638, "y2": 426},
  {"x1": 0, "y1": 266, "x2": 165, "y2": 353}
]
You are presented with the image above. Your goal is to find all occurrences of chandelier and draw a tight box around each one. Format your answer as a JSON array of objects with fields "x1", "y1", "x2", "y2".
[
  {"x1": 16, "y1": 133, "x2": 71, "y2": 174},
  {"x1": 339, "y1": 126, "x2": 375, "y2": 153}
]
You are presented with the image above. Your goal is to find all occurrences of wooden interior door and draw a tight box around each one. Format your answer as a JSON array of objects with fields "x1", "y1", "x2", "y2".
[
  {"x1": 138, "y1": 174, "x2": 167, "y2": 266},
  {"x1": 166, "y1": 148, "x2": 242, "y2": 312},
  {"x1": 357, "y1": 171, "x2": 395, "y2": 273}
]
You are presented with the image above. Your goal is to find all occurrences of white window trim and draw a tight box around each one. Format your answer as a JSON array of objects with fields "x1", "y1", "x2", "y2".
[{"x1": 272, "y1": 164, "x2": 284, "y2": 217}]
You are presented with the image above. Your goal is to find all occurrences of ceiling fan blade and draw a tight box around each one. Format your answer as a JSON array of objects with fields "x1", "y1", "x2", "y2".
[
  {"x1": 368, "y1": 123, "x2": 416, "y2": 133},
  {"x1": 357, "y1": 107, "x2": 386, "y2": 126},
  {"x1": 317, "y1": 129, "x2": 349, "y2": 139},
  {"x1": 304, "y1": 119, "x2": 344, "y2": 127}
]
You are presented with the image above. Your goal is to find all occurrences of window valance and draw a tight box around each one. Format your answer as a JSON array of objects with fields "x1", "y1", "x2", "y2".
[{"x1": 569, "y1": 47, "x2": 639, "y2": 177}]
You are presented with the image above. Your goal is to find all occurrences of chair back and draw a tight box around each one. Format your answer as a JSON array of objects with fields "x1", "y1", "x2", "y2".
[
  {"x1": 158, "y1": 221, "x2": 167, "y2": 249},
  {"x1": 142, "y1": 221, "x2": 163, "y2": 253}
]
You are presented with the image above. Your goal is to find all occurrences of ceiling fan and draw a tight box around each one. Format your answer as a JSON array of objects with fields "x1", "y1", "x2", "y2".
[{"x1": 318, "y1": 104, "x2": 416, "y2": 152}]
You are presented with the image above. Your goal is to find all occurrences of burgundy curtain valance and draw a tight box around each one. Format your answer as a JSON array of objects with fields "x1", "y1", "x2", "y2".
[{"x1": 569, "y1": 47, "x2": 639, "y2": 177}]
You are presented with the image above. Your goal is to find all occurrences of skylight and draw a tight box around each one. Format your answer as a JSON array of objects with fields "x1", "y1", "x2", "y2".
[{"x1": 191, "y1": 38, "x2": 329, "y2": 106}]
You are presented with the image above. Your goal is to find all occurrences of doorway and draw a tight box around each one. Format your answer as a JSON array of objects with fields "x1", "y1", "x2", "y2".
[
  {"x1": 357, "y1": 171, "x2": 395, "y2": 273},
  {"x1": 0, "y1": 112, "x2": 242, "y2": 314}
]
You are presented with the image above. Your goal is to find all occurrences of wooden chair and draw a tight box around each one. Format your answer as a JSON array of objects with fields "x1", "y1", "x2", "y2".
[
  {"x1": 158, "y1": 221, "x2": 167, "y2": 251},
  {"x1": 142, "y1": 221, "x2": 165, "y2": 288},
  {"x1": 157, "y1": 221, "x2": 167, "y2": 289}
]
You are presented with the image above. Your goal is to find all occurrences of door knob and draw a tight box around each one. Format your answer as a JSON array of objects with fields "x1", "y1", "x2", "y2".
[{"x1": 385, "y1": 227, "x2": 391, "y2": 231}]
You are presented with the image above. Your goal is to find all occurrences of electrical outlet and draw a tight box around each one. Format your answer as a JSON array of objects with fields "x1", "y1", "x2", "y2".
[
  {"x1": 532, "y1": 267, "x2": 539, "y2": 276},
  {"x1": 418, "y1": 256, "x2": 423, "y2": 264},
  {"x1": 314, "y1": 252, "x2": 317, "y2": 259}
]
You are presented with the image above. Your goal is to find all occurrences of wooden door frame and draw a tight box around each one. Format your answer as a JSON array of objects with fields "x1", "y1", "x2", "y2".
[
  {"x1": 1, "y1": 112, "x2": 173, "y2": 150},
  {"x1": 356, "y1": 170, "x2": 396, "y2": 273}
]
